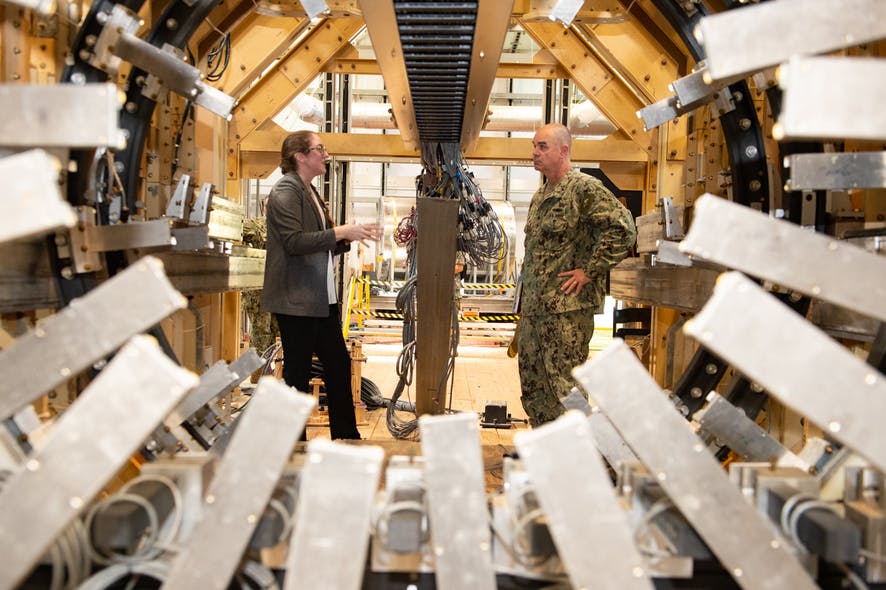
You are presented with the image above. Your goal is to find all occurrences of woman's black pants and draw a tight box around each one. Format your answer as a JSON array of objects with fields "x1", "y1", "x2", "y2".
[{"x1": 275, "y1": 305, "x2": 360, "y2": 440}]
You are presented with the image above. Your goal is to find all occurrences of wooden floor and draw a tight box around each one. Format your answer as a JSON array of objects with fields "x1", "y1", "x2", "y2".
[
  {"x1": 304, "y1": 342, "x2": 529, "y2": 446},
  {"x1": 297, "y1": 327, "x2": 615, "y2": 490},
  {"x1": 303, "y1": 327, "x2": 616, "y2": 444}
]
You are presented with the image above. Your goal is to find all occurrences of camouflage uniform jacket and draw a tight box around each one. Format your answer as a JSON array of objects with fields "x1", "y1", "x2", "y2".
[{"x1": 521, "y1": 169, "x2": 636, "y2": 317}]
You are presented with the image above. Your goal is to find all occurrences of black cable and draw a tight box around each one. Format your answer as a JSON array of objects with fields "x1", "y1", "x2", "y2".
[{"x1": 205, "y1": 33, "x2": 231, "y2": 83}]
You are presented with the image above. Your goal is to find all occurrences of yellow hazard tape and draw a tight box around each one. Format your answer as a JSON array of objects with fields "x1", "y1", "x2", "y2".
[
  {"x1": 350, "y1": 309, "x2": 519, "y2": 322},
  {"x1": 461, "y1": 283, "x2": 516, "y2": 290},
  {"x1": 356, "y1": 277, "x2": 515, "y2": 290}
]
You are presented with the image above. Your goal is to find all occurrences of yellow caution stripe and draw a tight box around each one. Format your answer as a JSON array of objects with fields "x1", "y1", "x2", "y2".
[
  {"x1": 350, "y1": 309, "x2": 519, "y2": 322},
  {"x1": 460, "y1": 283, "x2": 516, "y2": 290},
  {"x1": 356, "y1": 277, "x2": 515, "y2": 290}
]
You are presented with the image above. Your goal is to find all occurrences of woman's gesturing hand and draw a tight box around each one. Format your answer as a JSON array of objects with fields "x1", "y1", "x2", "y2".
[{"x1": 335, "y1": 223, "x2": 383, "y2": 246}]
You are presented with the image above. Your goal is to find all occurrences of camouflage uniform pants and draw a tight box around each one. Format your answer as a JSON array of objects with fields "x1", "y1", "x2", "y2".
[{"x1": 517, "y1": 309, "x2": 595, "y2": 427}]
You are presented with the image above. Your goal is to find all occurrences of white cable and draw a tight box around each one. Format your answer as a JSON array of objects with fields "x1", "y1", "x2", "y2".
[
  {"x1": 48, "y1": 540, "x2": 65, "y2": 590},
  {"x1": 778, "y1": 492, "x2": 817, "y2": 550},
  {"x1": 265, "y1": 497, "x2": 294, "y2": 545},
  {"x1": 119, "y1": 473, "x2": 184, "y2": 558},
  {"x1": 76, "y1": 559, "x2": 169, "y2": 590},
  {"x1": 72, "y1": 519, "x2": 92, "y2": 584},
  {"x1": 240, "y1": 559, "x2": 281, "y2": 590},
  {"x1": 787, "y1": 499, "x2": 838, "y2": 554},
  {"x1": 511, "y1": 507, "x2": 554, "y2": 567},
  {"x1": 83, "y1": 493, "x2": 160, "y2": 566},
  {"x1": 633, "y1": 497, "x2": 678, "y2": 559}
]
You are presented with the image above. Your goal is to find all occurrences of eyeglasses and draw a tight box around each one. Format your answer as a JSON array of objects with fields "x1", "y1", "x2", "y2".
[{"x1": 306, "y1": 144, "x2": 327, "y2": 154}]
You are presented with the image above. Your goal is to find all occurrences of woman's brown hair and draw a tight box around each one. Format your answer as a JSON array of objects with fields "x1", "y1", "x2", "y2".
[{"x1": 280, "y1": 131, "x2": 315, "y2": 174}]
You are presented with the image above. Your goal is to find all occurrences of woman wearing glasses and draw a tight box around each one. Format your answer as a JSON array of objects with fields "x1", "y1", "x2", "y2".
[{"x1": 262, "y1": 130, "x2": 381, "y2": 440}]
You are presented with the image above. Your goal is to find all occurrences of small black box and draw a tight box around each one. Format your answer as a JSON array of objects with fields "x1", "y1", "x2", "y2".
[{"x1": 482, "y1": 400, "x2": 509, "y2": 427}]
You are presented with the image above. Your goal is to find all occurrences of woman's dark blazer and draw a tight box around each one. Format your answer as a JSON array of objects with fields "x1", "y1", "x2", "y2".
[{"x1": 261, "y1": 171, "x2": 350, "y2": 317}]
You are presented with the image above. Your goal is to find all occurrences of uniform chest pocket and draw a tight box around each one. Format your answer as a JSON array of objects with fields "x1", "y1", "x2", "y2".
[{"x1": 537, "y1": 203, "x2": 574, "y2": 236}]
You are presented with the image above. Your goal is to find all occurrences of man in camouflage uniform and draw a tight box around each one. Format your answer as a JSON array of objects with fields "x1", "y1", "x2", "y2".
[{"x1": 518, "y1": 123, "x2": 636, "y2": 426}]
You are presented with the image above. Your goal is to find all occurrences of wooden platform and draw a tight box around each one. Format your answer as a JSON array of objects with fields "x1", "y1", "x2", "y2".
[
  {"x1": 300, "y1": 330, "x2": 619, "y2": 489},
  {"x1": 304, "y1": 342, "x2": 528, "y2": 443}
]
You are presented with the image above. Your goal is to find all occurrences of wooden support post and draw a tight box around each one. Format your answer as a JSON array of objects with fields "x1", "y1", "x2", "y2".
[
  {"x1": 350, "y1": 339, "x2": 367, "y2": 425},
  {"x1": 415, "y1": 197, "x2": 459, "y2": 416}
]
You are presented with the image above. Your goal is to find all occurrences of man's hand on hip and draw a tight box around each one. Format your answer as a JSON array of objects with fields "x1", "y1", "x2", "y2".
[{"x1": 558, "y1": 268, "x2": 591, "y2": 295}]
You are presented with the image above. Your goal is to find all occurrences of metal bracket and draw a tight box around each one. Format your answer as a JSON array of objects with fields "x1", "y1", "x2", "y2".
[
  {"x1": 163, "y1": 378, "x2": 315, "y2": 590},
  {"x1": 0, "y1": 335, "x2": 197, "y2": 590},
  {"x1": 91, "y1": 5, "x2": 235, "y2": 118},
  {"x1": 166, "y1": 174, "x2": 191, "y2": 220},
  {"x1": 419, "y1": 413, "x2": 497, "y2": 590},
  {"x1": 0, "y1": 256, "x2": 186, "y2": 420},
  {"x1": 189, "y1": 183, "x2": 214, "y2": 225},
  {"x1": 573, "y1": 340, "x2": 819, "y2": 589},
  {"x1": 660, "y1": 197, "x2": 684, "y2": 240},
  {"x1": 515, "y1": 411, "x2": 653, "y2": 590},
  {"x1": 285, "y1": 440, "x2": 384, "y2": 590}
]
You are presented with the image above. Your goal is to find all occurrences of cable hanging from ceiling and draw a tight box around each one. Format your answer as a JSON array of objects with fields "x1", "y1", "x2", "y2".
[{"x1": 384, "y1": 141, "x2": 505, "y2": 439}]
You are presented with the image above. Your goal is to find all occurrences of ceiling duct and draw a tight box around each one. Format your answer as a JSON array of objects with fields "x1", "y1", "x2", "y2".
[{"x1": 393, "y1": 0, "x2": 478, "y2": 143}]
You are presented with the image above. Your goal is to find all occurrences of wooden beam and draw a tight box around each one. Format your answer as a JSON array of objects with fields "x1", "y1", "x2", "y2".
[
  {"x1": 2, "y1": 7, "x2": 30, "y2": 82},
  {"x1": 242, "y1": 130, "x2": 648, "y2": 161},
  {"x1": 599, "y1": 161, "x2": 647, "y2": 192},
  {"x1": 573, "y1": 20, "x2": 678, "y2": 104},
  {"x1": 240, "y1": 132, "x2": 648, "y2": 177},
  {"x1": 519, "y1": 20, "x2": 655, "y2": 153},
  {"x1": 196, "y1": 0, "x2": 255, "y2": 56},
  {"x1": 357, "y1": 0, "x2": 420, "y2": 150},
  {"x1": 415, "y1": 198, "x2": 459, "y2": 416},
  {"x1": 214, "y1": 13, "x2": 309, "y2": 98},
  {"x1": 461, "y1": 0, "x2": 515, "y2": 152},
  {"x1": 226, "y1": 17, "x2": 363, "y2": 144}
]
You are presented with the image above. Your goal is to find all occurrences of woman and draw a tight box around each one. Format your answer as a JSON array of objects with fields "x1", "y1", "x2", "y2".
[{"x1": 262, "y1": 131, "x2": 380, "y2": 439}]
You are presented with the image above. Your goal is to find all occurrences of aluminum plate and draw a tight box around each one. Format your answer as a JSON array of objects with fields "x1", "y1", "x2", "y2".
[
  {"x1": 786, "y1": 152, "x2": 886, "y2": 191},
  {"x1": 419, "y1": 413, "x2": 496, "y2": 590},
  {"x1": 285, "y1": 440, "x2": 384, "y2": 590},
  {"x1": 695, "y1": 392, "x2": 808, "y2": 471},
  {"x1": 0, "y1": 256, "x2": 186, "y2": 419},
  {"x1": 0, "y1": 336, "x2": 196, "y2": 590},
  {"x1": 696, "y1": 0, "x2": 886, "y2": 80},
  {"x1": 0, "y1": 83, "x2": 125, "y2": 148},
  {"x1": 680, "y1": 194, "x2": 886, "y2": 322},
  {"x1": 163, "y1": 378, "x2": 315, "y2": 590},
  {"x1": 515, "y1": 411, "x2": 653, "y2": 590},
  {"x1": 685, "y1": 271, "x2": 886, "y2": 476},
  {"x1": 573, "y1": 340, "x2": 818, "y2": 590},
  {"x1": 561, "y1": 389, "x2": 638, "y2": 467},
  {"x1": 778, "y1": 56, "x2": 886, "y2": 142},
  {"x1": 0, "y1": 149, "x2": 75, "y2": 243}
]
